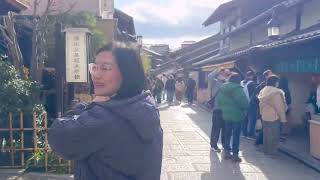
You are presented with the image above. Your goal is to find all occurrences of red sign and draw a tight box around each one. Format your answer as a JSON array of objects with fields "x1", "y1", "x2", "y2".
[{"x1": 6, "y1": 0, "x2": 31, "y2": 10}]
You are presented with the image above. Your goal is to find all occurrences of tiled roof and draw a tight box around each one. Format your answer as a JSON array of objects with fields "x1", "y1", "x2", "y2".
[
  {"x1": 114, "y1": 9, "x2": 136, "y2": 36},
  {"x1": 143, "y1": 48, "x2": 163, "y2": 57},
  {"x1": 0, "y1": 1, "x2": 21, "y2": 15},
  {"x1": 184, "y1": 48, "x2": 220, "y2": 64},
  {"x1": 170, "y1": 33, "x2": 221, "y2": 58},
  {"x1": 154, "y1": 34, "x2": 221, "y2": 73},
  {"x1": 203, "y1": 0, "x2": 288, "y2": 27},
  {"x1": 174, "y1": 41, "x2": 220, "y2": 63},
  {"x1": 203, "y1": 1, "x2": 237, "y2": 27},
  {"x1": 194, "y1": 45, "x2": 261, "y2": 66},
  {"x1": 262, "y1": 28, "x2": 320, "y2": 49},
  {"x1": 195, "y1": 24, "x2": 320, "y2": 66},
  {"x1": 227, "y1": 0, "x2": 306, "y2": 37}
]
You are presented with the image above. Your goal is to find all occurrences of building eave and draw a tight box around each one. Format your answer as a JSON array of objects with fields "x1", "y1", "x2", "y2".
[
  {"x1": 203, "y1": 1, "x2": 236, "y2": 27},
  {"x1": 143, "y1": 48, "x2": 163, "y2": 57},
  {"x1": 226, "y1": 0, "x2": 308, "y2": 37},
  {"x1": 194, "y1": 45, "x2": 261, "y2": 67},
  {"x1": 262, "y1": 27, "x2": 320, "y2": 50},
  {"x1": 6, "y1": 0, "x2": 31, "y2": 10},
  {"x1": 114, "y1": 9, "x2": 136, "y2": 36},
  {"x1": 174, "y1": 42, "x2": 220, "y2": 63},
  {"x1": 195, "y1": 22, "x2": 320, "y2": 67},
  {"x1": 170, "y1": 33, "x2": 221, "y2": 58}
]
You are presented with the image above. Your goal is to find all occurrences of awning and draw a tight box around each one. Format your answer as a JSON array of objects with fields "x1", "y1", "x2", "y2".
[{"x1": 201, "y1": 61, "x2": 235, "y2": 72}]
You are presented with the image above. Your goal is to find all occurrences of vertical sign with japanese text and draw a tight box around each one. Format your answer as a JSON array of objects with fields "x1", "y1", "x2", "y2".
[{"x1": 65, "y1": 30, "x2": 88, "y2": 83}]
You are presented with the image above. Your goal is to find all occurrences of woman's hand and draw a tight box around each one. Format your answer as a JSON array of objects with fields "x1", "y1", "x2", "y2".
[{"x1": 93, "y1": 96, "x2": 110, "y2": 102}]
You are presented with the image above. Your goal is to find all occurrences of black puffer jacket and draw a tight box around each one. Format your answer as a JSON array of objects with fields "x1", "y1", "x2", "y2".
[{"x1": 48, "y1": 93, "x2": 163, "y2": 180}]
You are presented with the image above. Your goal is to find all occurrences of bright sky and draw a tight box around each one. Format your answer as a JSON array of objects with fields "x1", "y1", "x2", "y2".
[{"x1": 115, "y1": 0, "x2": 230, "y2": 49}]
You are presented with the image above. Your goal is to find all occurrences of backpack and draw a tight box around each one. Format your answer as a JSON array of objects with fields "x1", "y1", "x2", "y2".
[{"x1": 241, "y1": 80, "x2": 252, "y2": 101}]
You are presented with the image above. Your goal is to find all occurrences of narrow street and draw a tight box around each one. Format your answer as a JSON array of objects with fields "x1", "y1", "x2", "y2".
[{"x1": 160, "y1": 103, "x2": 320, "y2": 180}]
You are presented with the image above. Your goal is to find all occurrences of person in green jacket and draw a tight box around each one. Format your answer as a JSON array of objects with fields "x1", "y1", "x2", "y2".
[{"x1": 216, "y1": 73, "x2": 249, "y2": 162}]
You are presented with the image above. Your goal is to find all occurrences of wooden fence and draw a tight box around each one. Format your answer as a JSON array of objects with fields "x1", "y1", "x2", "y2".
[{"x1": 0, "y1": 111, "x2": 71, "y2": 173}]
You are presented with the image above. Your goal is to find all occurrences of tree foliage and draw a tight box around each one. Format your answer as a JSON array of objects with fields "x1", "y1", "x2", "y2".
[
  {"x1": 0, "y1": 56, "x2": 42, "y2": 115},
  {"x1": 0, "y1": 12, "x2": 24, "y2": 77},
  {"x1": 0, "y1": 56, "x2": 44, "y2": 164}
]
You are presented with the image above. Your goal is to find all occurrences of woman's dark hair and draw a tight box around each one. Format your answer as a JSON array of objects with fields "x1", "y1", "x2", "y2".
[
  {"x1": 266, "y1": 75, "x2": 280, "y2": 87},
  {"x1": 279, "y1": 77, "x2": 289, "y2": 89},
  {"x1": 228, "y1": 73, "x2": 242, "y2": 84},
  {"x1": 263, "y1": 69, "x2": 272, "y2": 78},
  {"x1": 177, "y1": 77, "x2": 183, "y2": 82},
  {"x1": 246, "y1": 70, "x2": 255, "y2": 77},
  {"x1": 96, "y1": 43, "x2": 146, "y2": 99}
]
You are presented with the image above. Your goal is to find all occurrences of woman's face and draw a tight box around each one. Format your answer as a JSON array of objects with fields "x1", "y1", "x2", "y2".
[{"x1": 91, "y1": 51, "x2": 122, "y2": 97}]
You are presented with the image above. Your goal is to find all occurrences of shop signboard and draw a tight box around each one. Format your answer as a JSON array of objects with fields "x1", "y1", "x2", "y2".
[
  {"x1": 273, "y1": 56, "x2": 320, "y2": 73},
  {"x1": 65, "y1": 28, "x2": 90, "y2": 83}
]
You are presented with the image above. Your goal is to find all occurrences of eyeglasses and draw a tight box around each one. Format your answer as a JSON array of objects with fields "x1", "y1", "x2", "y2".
[{"x1": 88, "y1": 63, "x2": 113, "y2": 74}]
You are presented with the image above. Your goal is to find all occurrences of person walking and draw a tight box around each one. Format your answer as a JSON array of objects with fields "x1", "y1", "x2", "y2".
[
  {"x1": 165, "y1": 75, "x2": 176, "y2": 105},
  {"x1": 208, "y1": 68, "x2": 229, "y2": 152},
  {"x1": 216, "y1": 73, "x2": 249, "y2": 162},
  {"x1": 241, "y1": 71, "x2": 257, "y2": 138},
  {"x1": 154, "y1": 78, "x2": 164, "y2": 104},
  {"x1": 175, "y1": 78, "x2": 185, "y2": 104},
  {"x1": 186, "y1": 77, "x2": 196, "y2": 105},
  {"x1": 161, "y1": 74, "x2": 168, "y2": 100},
  {"x1": 48, "y1": 43, "x2": 163, "y2": 180},
  {"x1": 254, "y1": 70, "x2": 274, "y2": 146},
  {"x1": 258, "y1": 75, "x2": 287, "y2": 156}
]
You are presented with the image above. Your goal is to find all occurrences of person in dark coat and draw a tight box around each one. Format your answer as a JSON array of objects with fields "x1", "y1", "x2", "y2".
[
  {"x1": 165, "y1": 75, "x2": 176, "y2": 105},
  {"x1": 48, "y1": 43, "x2": 163, "y2": 180},
  {"x1": 207, "y1": 68, "x2": 230, "y2": 152},
  {"x1": 186, "y1": 77, "x2": 196, "y2": 105},
  {"x1": 279, "y1": 77, "x2": 292, "y2": 109},
  {"x1": 216, "y1": 73, "x2": 249, "y2": 162},
  {"x1": 154, "y1": 78, "x2": 165, "y2": 104},
  {"x1": 241, "y1": 71, "x2": 257, "y2": 138}
]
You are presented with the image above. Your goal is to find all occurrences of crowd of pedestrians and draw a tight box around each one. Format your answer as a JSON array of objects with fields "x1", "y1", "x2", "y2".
[
  {"x1": 208, "y1": 68, "x2": 290, "y2": 162},
  {"x1": 146, "y1": 74, "x2": 197, "y2": 106},
  {"x1": 145, "y1": 67, "x2": 291, "y2": 163}
]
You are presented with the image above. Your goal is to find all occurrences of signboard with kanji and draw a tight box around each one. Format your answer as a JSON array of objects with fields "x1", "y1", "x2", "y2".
[{"x1": 65, "y1": 28, "x2": 89, "y2": 83}]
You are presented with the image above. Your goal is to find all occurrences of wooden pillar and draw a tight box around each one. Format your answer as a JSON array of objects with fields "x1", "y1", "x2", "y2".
[{"x1": 54, "y1": 23, "x2": 65, "y2": 116}]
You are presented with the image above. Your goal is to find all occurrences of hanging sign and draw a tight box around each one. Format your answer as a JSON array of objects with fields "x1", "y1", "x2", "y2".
[{"x1": 65, "y1": 28, "x2": 90, "y2": 83}]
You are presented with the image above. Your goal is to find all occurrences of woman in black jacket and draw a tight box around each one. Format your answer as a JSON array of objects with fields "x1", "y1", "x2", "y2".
[{"x1": 48, "y1": 43, "x2": 163, "y2": 180}]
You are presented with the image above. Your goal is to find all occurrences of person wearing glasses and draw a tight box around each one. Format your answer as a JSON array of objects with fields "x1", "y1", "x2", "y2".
[{"x1": 48, "y1": 43, "x2": 163, "y2": 180}]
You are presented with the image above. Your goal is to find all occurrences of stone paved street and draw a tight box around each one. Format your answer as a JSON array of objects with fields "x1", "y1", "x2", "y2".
[{"x1": 160, "y1": 103, "x2": 320, "y2": 180}]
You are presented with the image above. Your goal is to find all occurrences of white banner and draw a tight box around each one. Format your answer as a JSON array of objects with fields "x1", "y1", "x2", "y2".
[{"x1": 65, "y1": 29, "x2": 88, "y2": 83}]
